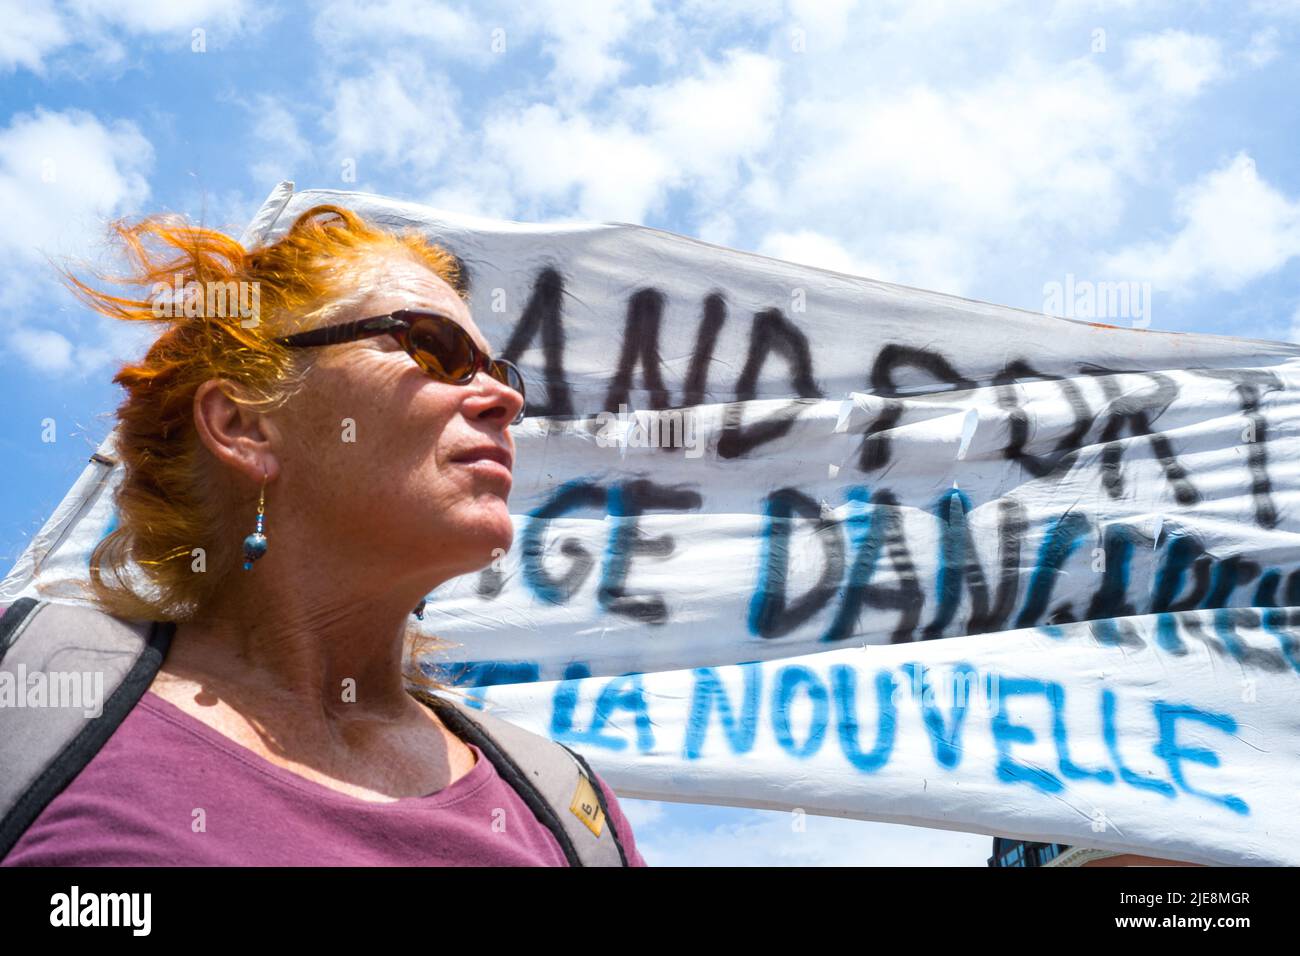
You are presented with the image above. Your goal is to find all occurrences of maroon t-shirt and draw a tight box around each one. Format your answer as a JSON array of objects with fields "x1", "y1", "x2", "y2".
[{"x1": 3, "y1": 691, "x2": 647, "y2": 866}]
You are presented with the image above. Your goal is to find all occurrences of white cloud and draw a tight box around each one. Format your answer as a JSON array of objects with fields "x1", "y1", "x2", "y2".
[
  {"x1": 313, "y1": 0, "x2": 483, "y2": 55},
  {"x1": 692, "y1": 10, "x2": 1242, "y2": 301},
  {"x1": 314, "y1": 0, "x2": 483, "y2": 46},
  {"x1": 0, "y1": 0, "x2": 68, "y2": 73},
  {"x1": 1103, "y1": 152, "x2": 1300, "y2": 293},
  {"x1": 758, "y1": 229, "x2": 891, "y2": 281},
  {"x1": 623, "y1": 49, "x2": 782, "y2": 191},
  {"x1": 0, "y1": 108, "x2": 153, "y2": 263},
  {"x1": 1125, "y1": 30, "x2": 1225, "y2": 97},
  {"x1": 1048, "y1": 0, "x2": 1147, "y2": 16},
  {"x1": 311, "y1": 9, "x2": 780, "y2": 223},
  {"x1": 1244, "y1": 26, "x2": 1282, "y2": 67},
  {"x1": 798, "y1": 61, "x2": 1147, "y2": 234},
  {"x1": 291, "y1": 0, "x2": 1231, "y2": 307},
  {"x1": 787, "y1": 0, "x2": 859, "y2": 49},
  {"x1": 478, "y1": 47, "x2": 781, "y2": 223},
  {"x1": 757, "y1": 228, "x2": 971, "y2": 294},
  {"x1": 0, "y1": 108, "x2": 153, "y2": 374},
  {"x1": 247, "y1": 95, "x2": 314, "y2": 186},
  {"x1": 326, "y1": 57, "x2": 463, "y2": 174},
  {"x1": 298, "y1": 3, "x2": 1237, "y2": 302},
  {"x1": 423, "y1": 179, "x2": 521, "y2": 222},
  {"x1": 2, "y1": 0, "x2": 259, "y2": 72},
  {"x1": 314, "y1": 2, "x2": 663, "y2": 200},
  {"x1": 1249, "y1": 0, "x2": 1300, "y2": 16},
  {"x1": 483, "y1": 104, "x2": 671, "y2": 222},
  {"x1": 67, "y1": 0, "x2": 254, "y2": 33},
  {"x1": 312, "y1": 0, "x2": 656, "y2": 104},
  {"x1": 527, "y1": 0, "x2": 657, "y2": 104},
  {"x1": 7, "y1": 328, "x2": 74, "y2": 373},
  {"x1": 5, "y1": 310, "x2": 150, "y2": 379}
]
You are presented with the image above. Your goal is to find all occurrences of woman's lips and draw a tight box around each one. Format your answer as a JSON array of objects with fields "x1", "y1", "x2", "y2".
[
  {"x1": 450, "y1": 447, "x2": 514, "y2": 485},
  {"x1": 451, "y1": 446, "x2": 513, "y2": 469},
  {"x1": 456, "y1": 457, "x2": 513, "y2": 482}
]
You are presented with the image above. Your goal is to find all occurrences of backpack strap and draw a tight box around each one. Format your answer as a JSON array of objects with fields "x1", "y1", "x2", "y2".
[
  {"x1": 0, "y1": 600, "x2": 174, "y2": 861},
  {"x1": 419, "y1": 692, "x2": 630, "y2": 867},
  {"x1": 0, "y1": 597, "x2": 40, "y2": 659}
]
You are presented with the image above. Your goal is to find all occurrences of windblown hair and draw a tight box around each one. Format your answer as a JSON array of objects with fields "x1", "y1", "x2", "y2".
[{"x1": 59, "y1": 203, "x2": 469, "y2": 697}]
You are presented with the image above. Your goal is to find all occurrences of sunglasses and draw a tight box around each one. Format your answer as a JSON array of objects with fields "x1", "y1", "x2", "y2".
[{"x1": 274, "y1": 309, "x2": 526, "y2": 425}]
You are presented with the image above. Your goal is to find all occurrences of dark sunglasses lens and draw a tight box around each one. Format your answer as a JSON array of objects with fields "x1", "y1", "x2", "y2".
[
  {"x1": 408, "y1": 317, "x2": 476, "y2": 381},
  {"x1": 492, "y1": 360, "x2": 524, "y2": 395}
]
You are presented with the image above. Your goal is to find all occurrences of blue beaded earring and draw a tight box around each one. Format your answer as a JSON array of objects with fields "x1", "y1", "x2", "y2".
[{"x1": 242, "y1": 475, "x2": 268, "y2": 571}]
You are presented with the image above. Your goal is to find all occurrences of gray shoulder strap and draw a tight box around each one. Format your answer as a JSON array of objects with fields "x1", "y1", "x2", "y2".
[
  {"x1": 0, "y1": 598, "x2": 173, "y2": 860},
  {"x1": 421, "y1": 693, "x2": 630, "y2": 867}
]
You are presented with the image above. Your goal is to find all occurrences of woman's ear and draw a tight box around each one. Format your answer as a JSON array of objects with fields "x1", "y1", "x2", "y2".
[{"x1": 193, "y1": 379, "x2": 282, "y2": 484}]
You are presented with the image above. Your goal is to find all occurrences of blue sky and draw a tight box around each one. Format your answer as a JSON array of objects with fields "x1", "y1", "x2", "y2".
[{"x1": 2, "y1": 0, "x2": 1298, "y2": 865}]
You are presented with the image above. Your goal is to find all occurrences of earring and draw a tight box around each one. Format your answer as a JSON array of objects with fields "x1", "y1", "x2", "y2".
[{"x1": 242, "y1": 475, "x2": 268, "y2": 571}]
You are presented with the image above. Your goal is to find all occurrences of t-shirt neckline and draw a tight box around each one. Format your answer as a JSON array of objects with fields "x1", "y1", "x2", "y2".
[{"x1": 138, "y1": 689, "x2": 492, "y2": 810}]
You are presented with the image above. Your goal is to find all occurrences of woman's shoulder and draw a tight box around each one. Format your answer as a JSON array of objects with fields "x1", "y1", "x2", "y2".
[
  {"x1": 1, "y1": 691, "x2": 218, "y2": 866},
  {"x1": 430, "y1": 694, "x2": 648, "y2": 865}
]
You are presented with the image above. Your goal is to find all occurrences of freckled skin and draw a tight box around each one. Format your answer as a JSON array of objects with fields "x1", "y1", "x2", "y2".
[{"x1": 274, "y1": 255, "x2": 520, "y2": 585}]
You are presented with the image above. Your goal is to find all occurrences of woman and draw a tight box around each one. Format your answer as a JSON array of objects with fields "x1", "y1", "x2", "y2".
[{"x1": 1, "y1": 205, "x2": 646, "y2": 866}]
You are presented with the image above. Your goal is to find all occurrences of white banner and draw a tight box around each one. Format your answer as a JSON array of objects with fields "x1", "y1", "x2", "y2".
[{"x1": 6, "y1": 182, "x2": 1300, "y2": 865}]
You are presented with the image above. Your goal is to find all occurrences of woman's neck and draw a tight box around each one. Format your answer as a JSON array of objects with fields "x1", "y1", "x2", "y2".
[{"x1": 167, "y1": 570, "x2": 439, "y2": 723}]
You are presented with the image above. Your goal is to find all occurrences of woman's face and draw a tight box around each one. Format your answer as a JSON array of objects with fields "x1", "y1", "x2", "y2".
[{"x1": 273, "y1": 253, "x2": 523, "y2": 590}]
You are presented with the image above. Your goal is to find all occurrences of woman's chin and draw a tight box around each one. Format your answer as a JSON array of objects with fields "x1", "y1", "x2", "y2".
[
  {"x1": 454, "y1": 506, "x2": 515, "y2": 556},
  {"x1": 400, "y1": 502, "x2": 515, "y2": 572}
]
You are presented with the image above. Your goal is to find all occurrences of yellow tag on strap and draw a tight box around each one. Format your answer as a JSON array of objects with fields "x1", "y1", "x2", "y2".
[{"x1": 569, "y1": 773, "x2": 605, "y2": 837}]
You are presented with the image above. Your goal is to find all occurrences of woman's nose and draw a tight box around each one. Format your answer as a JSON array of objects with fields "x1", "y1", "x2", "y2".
[{"x1": 466, "y1": 368, "x2": 525, "y2": 425}]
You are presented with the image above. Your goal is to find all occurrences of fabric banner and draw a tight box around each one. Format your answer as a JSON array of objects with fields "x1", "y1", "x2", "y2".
[{"x1": 5, "y1": 181, "x2": 1299, "y2": 865}]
